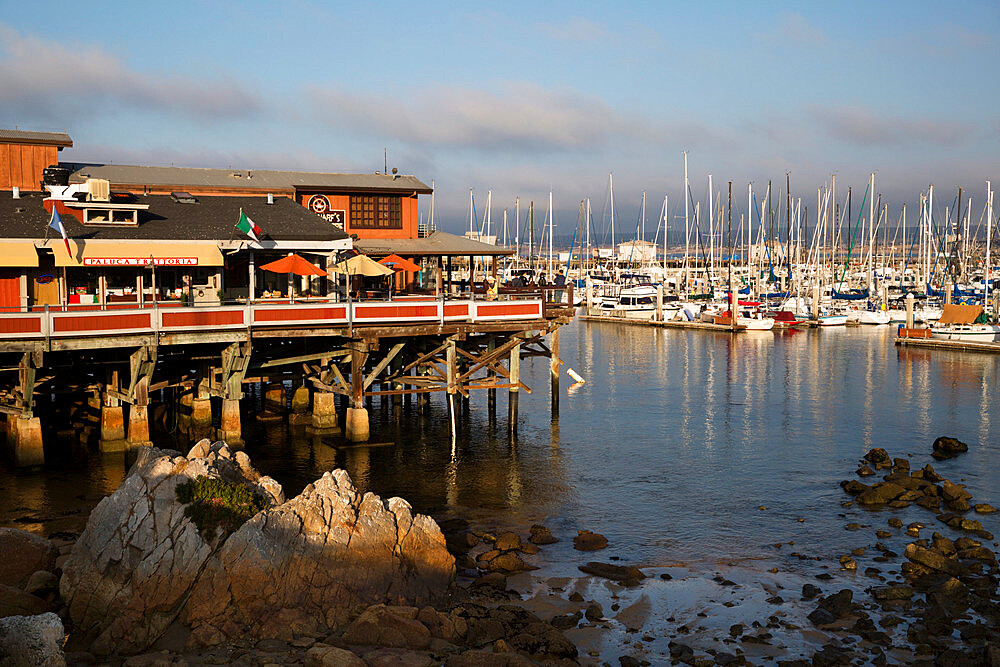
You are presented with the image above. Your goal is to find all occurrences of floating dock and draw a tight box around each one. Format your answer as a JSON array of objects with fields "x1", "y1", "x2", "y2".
[
  {"x1": 894, "y1": 336, "x2": 1000, "y2": 354},
  {"x1": 579, "y1": 314, "x2": 744, "y2": 332}
]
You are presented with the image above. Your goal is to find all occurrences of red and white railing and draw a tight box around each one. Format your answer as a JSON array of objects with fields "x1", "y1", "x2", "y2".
[{"x1": 0, "y1": 298, "x2": 546, "y2": 341}]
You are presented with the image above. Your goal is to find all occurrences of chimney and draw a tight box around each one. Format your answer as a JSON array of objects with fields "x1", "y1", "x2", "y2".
[
  {"x1": 12, "y1": 187, "x2": 19, "y2": 199},
  {"x1": 267, "y1": 193, "x2": 274, "y2": 205}
]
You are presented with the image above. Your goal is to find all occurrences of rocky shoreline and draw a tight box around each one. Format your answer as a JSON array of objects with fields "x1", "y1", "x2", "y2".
[{"x1": 1, "y1": 435, "x2": 998, "y2": 666}]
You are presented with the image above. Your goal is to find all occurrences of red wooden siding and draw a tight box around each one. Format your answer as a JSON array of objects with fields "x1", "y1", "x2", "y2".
[
  {"x1": 161, "y1": 310, "x2": 244, "y2": 328},
  {"x1": 52, "y1": 313, "x2": 151, "y2": 332},
  {"x1": 0, "y1": 317, "x2": 41, "y2": 334},
  {"x1": 254, "y1": 307, "x2": 347, "y2": 322}
]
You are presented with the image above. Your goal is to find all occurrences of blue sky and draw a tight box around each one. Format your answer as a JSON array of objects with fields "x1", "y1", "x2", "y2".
[{"x1": 2, "y1": 1, "x2": 998, "y2": 237}]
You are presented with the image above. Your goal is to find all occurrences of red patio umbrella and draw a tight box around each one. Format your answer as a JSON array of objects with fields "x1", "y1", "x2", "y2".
[
  {"x1": 259, "y1": 253, "x2": 327, "y2": 301},
  {"x1": 260, "y1": 253, "x2": 328, "y2": 276},
  {"x1": 378, "y1": 254, "x2": 421, "y2": 272}
]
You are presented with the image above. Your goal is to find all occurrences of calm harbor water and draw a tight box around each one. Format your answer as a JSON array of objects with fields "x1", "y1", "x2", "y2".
[{"x1": 3, "y1": 321, "x2": 999, "y2": 581}]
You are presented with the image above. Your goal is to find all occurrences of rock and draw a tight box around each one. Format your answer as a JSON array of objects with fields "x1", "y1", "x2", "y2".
[
  {"x1": 904, "y1": 543, "x2": 963, "y2": 576},
  {"x1": 871, "y1": 585, "x2": 913, "y2": 600},
  {"x1": 341, "y1": 604, "x2": 431, "y2": 649},
  {"x1": 486, "y1": 552, "x2": 529, "y2": 574},
  {"x1": 856, "y1": 482, "x2": 906, "y2": 506},
  {"x1": 0, "y1": 583, "x2": 51, "y2": 617},
  {"x1": 572, "y1": 530, "x2": 607, "y2": 551},
  {"x1": 0, "y1": 612, "x2": 66, "y2": 666},
  {"x1": 447, "y1": 532, "x2": 480, "y2": 553},
  {"x1": 550, "y1": 611, "x2": 582, "y2": 630},
  {"x1": 445, "y1": 649, "x2": 535, "y2": 666},
  {"x1": 417, "y1": 606, "x2": 466, "y2": 643},
  {"x1": 974, "y1": 503, "x2": 997, "y2": 514},
  {"x1": 493, "y1": 532, "x2": 521, "y2": 552},
  {"x1": 528, "y1": 525, "x2": 558, "y2": 545},
  {"x1": 470, "y1": 573, "x2": 507, "y2": 592},
  {"x1": 888, "y1": 518, "x2": 903, "y2": 528},
  {"x1": 801, "y1": 584, "x2": 821, "y2": 599},
  {"x1": 932, "y1": 436, "x2": 968, "y2": 460},
  {"x1": 817, "y1": 589, "x2": 853, "y2": 618},
  {"x1": 856, "y1": 465, "x2": 875, "y2": 477},
  {"x1": 59, "y1": 445, "x2": 453, "y2": 655},
  {"x1": 840, "y1": 480, "x2": 870, "y2": 495},
  {"x1": 863, "y1": 448, "x2": 891, "y2": 467},
  {"x1": 729, "y1": 623, "x2": 744, "y2": 638},
  {"x1": 0, "y1": 528, "x2": 58, "y2": 588},
  {"x1": 941, "y1": 480, "x2": 972, "y2": 503},
  {"x1": 24, "y1": 570, "x2": 60, "y2": 596},
  {"x1": 807, "y1": 608, "x2": 836, "y2": 626},
  {"x1": 578, "y1": 561, "x2": 645, "y2": 586},
  {"x1": 304, "y1": 644, "x2": 366, "y2": 667},
  {"x1": 584, "y1": 602, "x2": 604, "y2": 621},
  {"x1": 892, "y1": 457, "x2": 910, "y2": 470},
  {"x1": 363, "y1": 647, "x2": 434, "y2": 667}
]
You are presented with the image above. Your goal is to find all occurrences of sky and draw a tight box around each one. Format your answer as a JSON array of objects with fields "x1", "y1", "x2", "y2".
[{"x1": 1, "y1": 1, "x2": 998, "y2": 241}]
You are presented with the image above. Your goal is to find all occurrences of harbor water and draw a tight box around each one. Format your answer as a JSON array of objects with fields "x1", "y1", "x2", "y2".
[{"x1": 4, "y1": 321, "x2": 998, "y2": 574}]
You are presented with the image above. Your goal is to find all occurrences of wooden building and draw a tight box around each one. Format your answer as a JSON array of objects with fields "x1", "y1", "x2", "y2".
[
  {"x1": 63, "y1": 163, "x2": 432, "y2": 240},
  {"x1": 0, "y1": 130, "x2": 73, "y2": 192}
]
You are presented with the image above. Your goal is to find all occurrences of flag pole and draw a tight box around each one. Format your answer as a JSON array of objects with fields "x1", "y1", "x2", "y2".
[{"x1": 229, "y1": 208, "x2": 239, "y2": 243}]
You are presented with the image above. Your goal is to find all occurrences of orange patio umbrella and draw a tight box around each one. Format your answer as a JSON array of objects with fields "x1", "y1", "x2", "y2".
[
  {"x1": 260, "y1": 253, "x2": 328, "y2": 276},
  {"x1": 378, "y1": 254, "x2": 421, "y2": 272}
]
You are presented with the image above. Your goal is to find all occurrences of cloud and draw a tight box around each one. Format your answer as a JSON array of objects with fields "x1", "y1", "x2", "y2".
[
  {"x1": 307, "y1": 83, "x2": 635, "y2": 153},
  {"x1": 0, "y1": 25, "x2": 262, "y2": 124},
  {"x1": 763, "y1": 12, "x2": 829, "y2": 46},
  {"x1": 536, "y1": 17, "x2": 614, "y2": 43},
  {"x1": 811, "y1": 105, "x2": 972, "y2": 147}
]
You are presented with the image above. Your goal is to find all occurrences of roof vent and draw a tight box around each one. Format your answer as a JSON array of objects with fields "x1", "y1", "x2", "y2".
[
  {"x1": 171, "y1": 191, "x2": 198, "y2": 204},
  {"x1": 267, "y1": 193, "x2": 274, "y2": 205}
]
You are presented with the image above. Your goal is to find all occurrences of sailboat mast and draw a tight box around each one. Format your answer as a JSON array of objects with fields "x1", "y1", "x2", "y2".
[
  {"x1": 548, "y1": 191, "x2": 554, "y2": 279},
  {"x1": 610, "y1": 173, "x2": 616, "y2": 253},
  {"x1": 684, "y1": 152, "x2": 690, "y2": 291},
  {"x1": 708, "y1": 174, "x2": 714, "y2": 275}
]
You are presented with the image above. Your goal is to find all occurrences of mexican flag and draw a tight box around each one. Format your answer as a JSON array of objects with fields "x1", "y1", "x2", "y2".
[{"x1": 236, "y1": 208, "x2": 262, "y2": 242}]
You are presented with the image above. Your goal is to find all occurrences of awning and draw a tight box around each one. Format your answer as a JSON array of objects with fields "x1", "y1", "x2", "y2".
[
  {"x1": 52, "y1": 241, "x2": 224, "y2": 267},
  {"x1": 0, "y1": 241, "x2": 39, "y2": 267},
  {"x1": 937, "y1": 303, "x2": 984, "y2": 325}
]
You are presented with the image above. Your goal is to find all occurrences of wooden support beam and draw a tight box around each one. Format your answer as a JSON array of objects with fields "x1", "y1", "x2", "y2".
[
  {"x1": 362, "y1": 343, "x2": 405, "y2": 390},
  {"x1": 256, "y1": 349, "x2": 351, "y2": 369}
]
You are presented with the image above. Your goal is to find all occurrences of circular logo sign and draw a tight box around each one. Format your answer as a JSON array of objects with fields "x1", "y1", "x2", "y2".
[
  {"x1": 308, "y1": 194, "x2": 330, "y2": 214},
  {"x1": 35, "y1": 274, "x2": 55, "y2": 285}
]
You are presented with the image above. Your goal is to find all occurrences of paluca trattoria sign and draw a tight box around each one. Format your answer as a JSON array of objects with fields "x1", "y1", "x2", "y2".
[{"x1": 82, "y1": 257, "x2": 200, "y2": 266}]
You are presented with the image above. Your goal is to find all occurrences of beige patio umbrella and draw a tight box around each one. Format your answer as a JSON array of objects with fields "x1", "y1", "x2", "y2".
[{"x1": 329, "y1": 254, "x2": 394, "y2": 277}]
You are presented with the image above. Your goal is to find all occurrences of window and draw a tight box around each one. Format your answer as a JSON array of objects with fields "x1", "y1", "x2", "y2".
[{"x1": 349, "y1": 196, "x2": 402, "y2": 230}]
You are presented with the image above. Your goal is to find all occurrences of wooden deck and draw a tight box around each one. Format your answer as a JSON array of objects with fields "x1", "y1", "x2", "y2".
[
  {"x1": 0, "y1": 297, "x2": 559, "y2": 351},
  {"x1": 579, "y1": 314, "x2": 745, "y2": 332}
]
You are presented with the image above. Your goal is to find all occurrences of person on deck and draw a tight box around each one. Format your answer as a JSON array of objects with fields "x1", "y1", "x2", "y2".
[
  {"x1": 553, "y1": 270, "x2": 566, "y2": 304},
  {"x1": 486, "y1": 276, "x2": 499, "y2": 300}
]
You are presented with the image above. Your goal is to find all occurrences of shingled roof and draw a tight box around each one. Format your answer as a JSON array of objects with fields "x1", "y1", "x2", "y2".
[
  {"x1": 0, "y1": 192, "x2": 348, "y2": 242},
  {"x1": 63, "y1": 163, "x2": 432, "y2": 195},
  {"x1": 0, "y1": 129, "x2": 73, "y2": 148}
]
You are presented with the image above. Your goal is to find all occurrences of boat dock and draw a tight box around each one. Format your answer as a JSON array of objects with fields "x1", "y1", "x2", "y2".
[
  {"x1": 579, "y1": 313, "x2": 745, "y2": 332},
  {"x1": 894, "y1": 335, "x2": 1000, "y2": 354}
]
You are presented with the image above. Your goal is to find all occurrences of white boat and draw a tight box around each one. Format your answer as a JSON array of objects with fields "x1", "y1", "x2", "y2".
[
  {"x1": 600, "y1": 286, "x2": 659, "y2": 319},
  {"x1": 930, "y1": 324, "x2": 1000, "y2": 342},
  {"x1": 929, "y1": 303, "x2": 1000, "y2": 342},
  {"x1": 852, "y1": 309, "x2": 891, "y2": 325},
  {"x1": 817, "y1": 314, "x2": 848, "y2": 326}
]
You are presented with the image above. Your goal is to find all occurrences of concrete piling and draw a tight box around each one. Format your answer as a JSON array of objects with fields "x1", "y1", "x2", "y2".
[{"x1": 311, "y1": 392, "x2": 338, "y2": 430}]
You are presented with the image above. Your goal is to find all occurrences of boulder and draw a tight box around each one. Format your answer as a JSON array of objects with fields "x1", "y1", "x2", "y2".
[
  {"x1": 0, "y1": 528, "x2": 58, "y2": 588},
  {"x1": 492, "y1": 532, "x2": 522, "y2": 552},
  {"x1": 572, "y1": 530, "x2": 608, "y2": 551},
  {"x1": 340, "y1": 604, "x2": 431, "y2": 649},
  {"x1": 0, "y1": 583, "x2": 51, "y2": 617},
  {"x1": 578, "y1": 562, "x2": 645, "y2": 586},
  {"x1": 0, "y1": 612, "x2": 66, "y2": 666},
  {"x1": 24, "y1": 570, "x2": 60, "y2": 596},
  {"x1": 59, "y1": 444, "x2": 453, "y2": 656},
  {"x1": 903, "y1": 543, "x2": 963, "y2": 576},
  {"x1": 816, "y1": 589, "x2": 853, "y2": 618},
  {"x1": 528, "y1": 525, "x2": 558, "y2": 545},
  {"x1": 305, "y1": 644, "x2": 366, "y2": 667},
  {"x1": 863, "y1": 448, "x2": 891, "y2": 467},
  {"x1": 932, "y1": 436, "x2": 968, "y2": 460}
]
